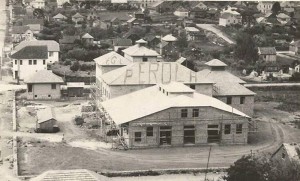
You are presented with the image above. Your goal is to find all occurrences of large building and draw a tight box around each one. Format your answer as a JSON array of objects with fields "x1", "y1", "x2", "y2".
[{"x1": 101, "y1": 82, "x2": 250, "y2": 149}]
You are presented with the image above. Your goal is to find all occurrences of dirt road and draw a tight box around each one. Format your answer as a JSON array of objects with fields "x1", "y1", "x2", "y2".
[{"x1": 196, "y1": 24, "x2": 236, "y2": 44}]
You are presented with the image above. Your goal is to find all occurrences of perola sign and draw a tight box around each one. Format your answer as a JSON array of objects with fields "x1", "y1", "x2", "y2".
[{"x1": 122, "y1": 62, "x2": 198, "y2": 84}]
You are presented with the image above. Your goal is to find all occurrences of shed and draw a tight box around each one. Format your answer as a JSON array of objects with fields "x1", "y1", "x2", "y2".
[
  {"x1": 36, "y1": 107, "x2": 57, "y2": 133},
  {"x1": 66, "y1": 82, "x2": 85, "y2": 97}
]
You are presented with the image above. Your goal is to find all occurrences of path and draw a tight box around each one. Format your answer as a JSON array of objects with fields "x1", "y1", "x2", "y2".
[
  {"x1": 245, "y1": 82, "x2": 300, "y2": 88},
  {"x1": 196, "y1": 24, "x2": 236, "y2": 44}
]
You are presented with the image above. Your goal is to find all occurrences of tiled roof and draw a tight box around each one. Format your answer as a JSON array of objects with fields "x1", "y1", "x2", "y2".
[
  {"x1": 122, "y1": 44, "x2": 159, "y2": 57},
  {"x1": 25, "y1": 70, "x2": 64, "y2": 84},
  {"x1": 258, "y1": 47, "x2": 277, "y2": 55},
  {"x1": 94, "y1": 51, "x2": 132, "y2": 66},
  {"x1": 53, "y1": 13, "x2": 67, "y2": 19},
  {"x1": 101, "y1": 83, "x2": 249, "y2": 125},
  {"x1": 113, "y1": 39, "x2": 132, "y2": 46},
  {"x1": 82, "y1": 33, "x2": 94, "y2": 39},
  {"x1": 213, "y1": 82, "x2": 256, "y2": 96},
  {"x1": 37, "y1": 107, "x2": 56, "y2": 124},
  {"x1": 12, "y1": 26, "x2": 30, "y2": 34},
  {"x1": 31, "y1": 169, "x2": 109, "y2": 181},
  {"x1": 14, "y1": 40, "x2": 60, "y2": 52},
  {"x1": 162, "y1": 34, "x2": 178, "y2": 42},
  {"x1": 101, "y1": 62, "x2": 213, "y2": 85},
  {"x1": 197, "y1": 69, "x2": 246, "y2": 84},
  {"x1": 11, "y1": 46, "x2": 48, "y2": 59},
  {"x1": 205, "y1": 59, "x2": 228, "y2": 67}
]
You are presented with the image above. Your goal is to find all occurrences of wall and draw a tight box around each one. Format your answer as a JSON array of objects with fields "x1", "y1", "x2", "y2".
[
  {"x1": 47, "y1": 51, "x2": 59, "y2": 64},
  {"x1": 38, "y1": 119, "x2": 57, "y2": 132},
  {"x1": 126, "y1": 106, "x2": 248, "y2": 148},
  {"x1": 219, "y1": 18, "x2": 227, "y2": 26},
  {"x1": 215, "y1": 95, "x2": 254, "y2": 117},
  {"x1": 13, "y1": 59, "x2": 48, "y2": 80},
  {"x1": 195, "y1": 84, "x2": 213, "y2": 96},
  {"x1": 263, "y1": 54, "x2": 277, "y2": 62},
  {"x1": 27, "y1": 83, "x2": 61, "y2": 100}
]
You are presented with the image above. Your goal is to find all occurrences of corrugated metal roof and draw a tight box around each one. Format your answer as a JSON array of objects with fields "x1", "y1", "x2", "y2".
[
  {"x1": 24, "y1": 70, "x2": 64, "y2": 84},
  {"x1": 11, "y1": 46, "x2": 48, "y2": 59},
  {"x1": 101, "y1": 83, "x2": 249, "y2": 125}
]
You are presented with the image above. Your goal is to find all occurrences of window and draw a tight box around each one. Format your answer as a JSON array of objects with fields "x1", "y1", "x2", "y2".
[
  {"x1": 236, "y1": 124, "x2": 243, "y2": 134},
  {"x1": 134, "y1": 132, "x2": 142, "y2": 142},
  {"x1": 51, "y1": 84, "x2": 56, "y2": 89},
  {"x1": 28, "y1": 84, "x2": 32, "y2": 92},
  {"x1": 142, "y1": 57, "x2": 148, "y2": 62},
  {"x1": 224, "y1": 124, "x2": 231, "y2": 134},
  {"x1": 49, "y1": 52, "x2": 54, "y2": 57},
  {"x1": 15, "y1": 60, "x2": 17, "y2": 65},
  {"x1": 226, "y1": 96, "x2": 232, "y2": 105},
  {"x1": 34, "y1": 95, "x2": 37, "y2": 98},
  {"x1": 181, "y1": 109, "x2": 188, "y2": 118},
  {"x1": 282, "y1": 152, "x2": 286, "y2": 159},
  {"x1": 147, "y1": 127, "x2": 153, "y2": 136},
  {"x1": 29, "y1": 60, "x2": 32, "y2": 65},
  {"x1": 190, "y1": 84, "x2": 195, "y2": 90},
  {"x1": 192, "y1": 109, "x2": 199, "y2": 117},
  {"x1": 240, "y1": 96, "x2": 245, "y2": 104},
  {"x1": 48, "y1": 95, "x2": 51, "y2": 98},
  {"x1": 43, "y1": 60, "x2": 46, "y2": 65},
  {"x1": 20, "y1": 60, "x2": 22, "y2": 65},
  {"x1": 33, "y1": 60, "x2": 37, "y2": 65}
]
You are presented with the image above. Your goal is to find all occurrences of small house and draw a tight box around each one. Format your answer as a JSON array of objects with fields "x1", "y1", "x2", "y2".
[
  {"x1": 174, "y1": 7, "x2": 189, "y2": 17},
  {"x1": 185, "y1": 27, "x2": 201, "y2": 41},
  {"x1": 66, "y1": 82, "x2": 85, "y2": 97},
  {"x1": 219, "y1": 12, "x2": 242, "y2": 26},
  {"x1": 162, "y1": 34, "x2": 178, "y2": 44},
  {"x1": 257, "y1": 1, "x2": 274, "y2": 14},
  {"x1": 271, "y1": 143, "x2": 300, "y2": 165},
  {"x1": 24, "y1": 70, "x2": 64, "y2": 100},
  {"x1": 134, "y1": 11, "x2": 145, "y2": 20},
  {"x1": 36, "y1": 107, "x2": 57, "y2": 133},
  {"x1": 127, "y1": 18, "x2": 139, "y2": 28},
  {"x1": 144, "y1": 34, "x2": 160, "y2": 48},
  {"x1": 122, "y1": 41, "x2": 160, "y2": 62},
  {"x1": 289, "y1": 40, "x2": 300, "y2": 55},
  {"x1": 81, "y1": 33, "x2": 94, "y2": 45},
  {"x1": 277, "y1": 13, "x2": 291, "y2": 24},
  {"x1": 123, "y1": 31, "x2": 141, "y2": 44},
  {"x1": 190, "y1": 7, "x2": 207, "y2": 19},
  {"x1": 11, "y1": 26, "x2": 34, "y2": 44},
  {"x1": 72, "y1": 13, "x2": 84, "y2": 24},
  {"x1": 258, "y1": 47, "x2": 277, "y2": 62},
  {"x1": 53, "y1": 13, "x2": 67, "y2": 21}
]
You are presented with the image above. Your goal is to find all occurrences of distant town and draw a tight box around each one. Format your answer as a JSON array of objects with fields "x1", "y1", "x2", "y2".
[{"x1": 0, "y1": 0, "x2": 300, "y2": 181}]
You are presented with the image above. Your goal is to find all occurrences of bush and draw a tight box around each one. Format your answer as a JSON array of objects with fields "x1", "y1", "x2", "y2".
[
  {"x1": 64, "y1": 59, "x2": 72, "y2": 66},
  {"x1": 70, "y1": 61, "x2": 80, "y2": 72},
  {"x1": 74, "y1": 116, "x2": 84, "y2": 126}
]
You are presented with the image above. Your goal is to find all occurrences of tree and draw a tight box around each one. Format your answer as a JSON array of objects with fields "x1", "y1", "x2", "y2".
[
  {"x1": 234, "y1": 32, "x2": 258, "y2": 64},
  {"x1": 70, "y1": 61, "x2": 80, "y2": 72},
  {"x1": 271, "y1": 2, "x2": 281, "y2": 15},
  {"x1": 33, "y1": 8, "x2": 44, "y2": 18},
  {"x1": 176, "y1": 31, "x2": 188, "y2": 52}
]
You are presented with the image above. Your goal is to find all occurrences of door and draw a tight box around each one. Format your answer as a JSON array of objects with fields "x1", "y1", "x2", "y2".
[
  {"x1": 15, "y1": 71, "x2": 18, "y2": 79},
  {"x1": 184, "y1": 125, "x2": 195, "y2": 144},
  {"x1": 207, "y1": 125, "x2": 220, "y2": 143},
  {"x1": 160, "y1": 126, "x2": 172, "y2": 145}
]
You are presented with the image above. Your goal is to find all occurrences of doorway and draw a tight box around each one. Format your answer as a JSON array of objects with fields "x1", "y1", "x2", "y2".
[
  {"x1": 159, "y1": 126, "x2": 172, "y2": 145},
  {"x1": 184, "y1": 125, "x2": 195, "y2": 144},
  {"x1": 207, "y1": 124, "x2": 220, "y2": 143}
]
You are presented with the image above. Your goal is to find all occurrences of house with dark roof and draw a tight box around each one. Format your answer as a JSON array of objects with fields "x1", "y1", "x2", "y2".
[
  {"x1": 11, "y1": 25, "x2": 34, "y2": 43},
  {"x1": 190, "y1": 7, "x2": 207, "y2": 19},
  {"x1": 144, "y1": 34, "x2": 160, "y2": 48},
  {"x1": 24, "y1": 70, "x2": 64, "y2": 100},
  {"x1": 101, "y1": 82, "x2": 250, "y2": 148},
  {"x1": 197, "y1": 59, "x2": 255, "y2": 116},
  {"x1": 258, "y1": 47, "x2": 277, "y2": 62},
  {"x1": 219, "y1": 10, "x2": 242, "y2": 26},
  {"x1": 11, "y1": 45, "x2": 50, "y2": 80},
  {"x1": 174, "y1": 6, "x2": 189, "y2": 17},
  {"x1": 123, "y1": 31, "x2": 141, "y2": 44},
  {"x1": 113, "y1": 38, "x2": 132, "y2": 52}
]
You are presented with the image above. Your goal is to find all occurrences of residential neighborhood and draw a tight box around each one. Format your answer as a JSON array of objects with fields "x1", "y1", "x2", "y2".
[{"x1": 0, "y1": 0, "x2": 300, "y2": 180}]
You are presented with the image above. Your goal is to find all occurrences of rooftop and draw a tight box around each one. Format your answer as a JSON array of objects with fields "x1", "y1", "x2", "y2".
[
  {"x1": 101, "y1": 62, "x2": 213, "y2": 85},
  {"x1": 162, "y1": 34, "x2": 178, "y2": 42},
  {"x1": 113, "y1": 38, "x2": 132, "y2": 46},
  {"x1": 82, "y1": 33, "x2": 94, "y2": 39},
  {"x1": 101, "y1": 83, "x2": 249, "y2": 125},
  {"x1": 72, "y1": 12, "x2": 84, "y2": 18},
  {"x1": 24, "y1": 70, "x2": 64, "y2": 84},
  {"x1": 197, "y1": 69, "x2": 246, "y2": 84},
  {"x1": 213, "y1": 82, "x2": 256, "y2": 96},
  {"x1": 185, "y1": 27, "x2": 200, "y2": 32},
  {"x1": 136, "y1": 39, "x2": 147, "y2": 44},
  {"x1": 11, "y1": 46, "x2": 48, "y2": 59},
  {"x1": 37, "y1": 107, "x2": 55, "y2": 124},
  {"x1": 277, "y1": 13, "x2": 290, "y2": 19},
  {"x1": 159, "y1": 82, "x2": 195, "y2": 93},
  {"x1": 53, "y1": 13, "x2": 67, "y2": 19},
  {"x1": 14, "y1": 40, "x2": 60, "y2": 52},
  {"x1": 205, "y1": 59, "x2": 228, "y2": 67},
  {"x1": 94, "y1": 51, "x2": 133, "y2": 66},
  {"x1": 258, "y1": 47, "x2": 277, "y2": 55},
  {"x1": 31, "y1": 169, "x2": 108, "y2": 181},
  {"x1": 122, "y1": 44, "x2": 159, "y2": 57}
]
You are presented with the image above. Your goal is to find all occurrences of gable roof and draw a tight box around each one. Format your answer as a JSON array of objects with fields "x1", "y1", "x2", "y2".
[
  {"x1": 72, "y1": 12, "x2": 84, "y2": 18},
  {"x1": 272, "y1": 143, "x2": 300, "y2": 162},
  {"x1": 101, "y1": 62, "x2": 213, "y2": 85},
  {"x1": 127, "y1": 17, "x2": 136, "y2": 23},
  {"x1": 277, "y1": 13, "x2": 290, "y2": 19},
  {"x1": 101, "y1": 84, "x2": 249, "y2": 125},
  {"x1": 25, "y1": 70, "x2": 64, "y2": 84},
  {"x1": 37, "y1": 107, "x2": 56, "y2": 124},
  {"x1": 156, "y1": 41, "x2": 169, "y2": 48},
  {"x1": 136, "y1": 39, "x2": 147, "y2": 44},
  {"x1": 122, "y1": 44, "x2": 159, "y2": 57},
  {"x1": 14, "y1": 40, "x2": 60, "y2": 52},
  {"x1": 162, "y1": 34, "x2": 178, "y2": 42},
  {"x1": 11, "y1": 46, "x2": 48, "y2": 59},
  {"x1": 144, "y1": 34, "x2": 158, "y2": 42},
  {"x1": 213, "y1": 82, "x2": 256, "y2": 96},
  {"x1": 197, "y1": 69, "x2": 246, "y2": 84},
  {"x1": 258, "y1": 47, "x2": 277, "y2": 55},
  {"x1": 94, "y1": 51, "x2": 133, "y2": 66},
  {"x1": 205, "y1": 59, "x2": 228, "y2": 67},
  {"x1": 31, "y1": 169, "x2": 109, "y2": 181},
  {"x1": 113, "y1": 39, "x2": 132, "y2": 46},
  {"x1": 53, "y1": 13, "x2": 67, "y2": 19},
  {"x1": 12, "y1": 26, "x2": 30, "y2": 34},
  {"x1": 82, "y1": 33, "x2": 94, "y2": 39}
]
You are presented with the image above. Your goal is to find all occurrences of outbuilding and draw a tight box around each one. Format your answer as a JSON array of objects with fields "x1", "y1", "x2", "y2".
[
  {"x1": 36, "y1": 107, "x2": 58, "y2": 133},
  {"x1": 66, "y1": 82, "x2": 85, "y2": 97}
]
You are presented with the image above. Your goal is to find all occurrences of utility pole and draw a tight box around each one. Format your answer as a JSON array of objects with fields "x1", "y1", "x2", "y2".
[{"x1": 204, "y1": 145, "x2": 212, "y2": 181}]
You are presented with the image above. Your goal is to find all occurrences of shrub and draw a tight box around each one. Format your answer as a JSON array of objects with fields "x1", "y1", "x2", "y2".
[
  {"x1": 74, "y1": 116, "x2": 84, "y2": 126},
  {"x1": 70, "y1": 61, "x2": 80, "y2": 72}
]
